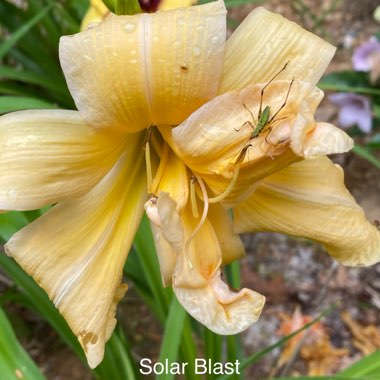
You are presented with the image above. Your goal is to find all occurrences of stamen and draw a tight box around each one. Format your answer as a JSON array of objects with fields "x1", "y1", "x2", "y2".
[
  {"x1": 208, "y1": 165, "x2": 240, "y2": 204},
  {"x1": 150, "y1": 143, "x2": 170, "y2": 192},
  {"x1": 144, "y1": 126, "x2": 153, "y2": 192},
  {"x1": 190, "y1": 176, "x2": 199, "y2": 219},
  {"x1": 184, "y1": 173, "x2": 209, "y2": 270},
  {"x1": 145, "y1": 142, "x2": 153, "y2": 192}
]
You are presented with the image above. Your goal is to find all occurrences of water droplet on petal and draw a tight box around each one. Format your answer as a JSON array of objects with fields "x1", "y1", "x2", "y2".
[
  {"x1": 211, "y1": 36, "x2": 219, "y2": 44},
  {"x1": 192, "y1": 46, "x2": 202, "y2": 57},
  {"x1": 123, "y1": 22, "x2": 135, "y2": 33},
  {"x1": 173, "y1": 40, "x2": 181, "y2": 48}
]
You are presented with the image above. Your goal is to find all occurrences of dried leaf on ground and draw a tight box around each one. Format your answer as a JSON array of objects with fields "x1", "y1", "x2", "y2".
[{"x1": 342, "y1": 311, "x2": 380, "y2": 355}]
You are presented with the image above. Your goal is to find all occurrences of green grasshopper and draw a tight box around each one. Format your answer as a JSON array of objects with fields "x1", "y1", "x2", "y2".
[{"x1": 239, "y1": 61, "x2": 294, "y2": 142}]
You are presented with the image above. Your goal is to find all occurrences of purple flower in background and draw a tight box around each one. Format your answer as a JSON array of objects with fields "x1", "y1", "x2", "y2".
[
  {"x1": 329, "y1": 93, "x2": 372, "y2": 133},
  {"x1": 352, "y1": 37, "x2": 380, "y2": 71}
]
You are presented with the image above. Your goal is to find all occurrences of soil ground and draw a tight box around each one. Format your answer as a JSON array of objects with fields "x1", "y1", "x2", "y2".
[{"x1": 1, "y1": 0, "x2": 380, "y2": 379}]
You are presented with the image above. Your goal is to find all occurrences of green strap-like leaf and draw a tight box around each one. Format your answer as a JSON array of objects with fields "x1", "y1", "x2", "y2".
[
  {"x1": 157, "y1": 297, "x2": 187, "y2": 380},
  {"x1": 0, "y1": 307, "x2": 46, "y2": 380},
  {"x1": 338, "y1": 350, "x2": 380, "y2": 377},
  {"x1": 0, "y1": 96, "x2": 57, "y2": 113},
  {"x1": 0, "y1": 66, "x2": 69, "y2": 96},
  {"x1": 95, "y1": 327, "x2": 139, "y2": 380}
]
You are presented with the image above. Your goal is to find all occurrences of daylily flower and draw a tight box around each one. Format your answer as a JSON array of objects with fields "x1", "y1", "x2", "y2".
[
  {"x1": 1, "y1": 0, "x2": 380, "y2": 369},
  {"x1": 329, "y1": 92, "x2": 372, "y2": 133}
]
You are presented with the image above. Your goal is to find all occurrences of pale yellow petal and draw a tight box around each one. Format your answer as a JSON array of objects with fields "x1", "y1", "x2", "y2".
[
  {"x1": 5, "y1": 141, "x2": 146, "y2": 368},
  {"x1": 0, "y1": 110, "x2": 124, "y2": 211},
  {"x1": 291, "y1": 121, "x2": 353, "y2": 158},
  {"x1": 207, "y1": 203, "x2": 245, "y2": 265},
  {"x1": 146, "y1": 192, "x2": 265, "y2": 332},
  {"x1": 173, "y1": 206, "x2": 265, "y2": 333},
  {"x1": 200, "y1": 149, "x2": 299, "y2": 208},
  {"x1": 219, "y1": 7, "x2": 336, "y2": 93},
  {"x1": 148, "y1": 1, "x2": 226, "y2": 125},
  {"x1": 174, "y1": 262, "x2": 265, "y2": 335},
  {"x1": 161, "y1": 80, "x2": 313, "y2": 178},
  {"x1": 162, "y1": 80, "x2": 353, "y2": 207},
  {"x1": 151, "y1": 144, "x2": 189, "y2": 211},
  {"x1": 234, "y1": 157, "x2": 380, "y2": 267},
  {"x1": 60, "y1": 1, "x2": 226, "y2": 133},
  {"x1": 145, "y1": 192, "x2": 183, "y2": 286}
]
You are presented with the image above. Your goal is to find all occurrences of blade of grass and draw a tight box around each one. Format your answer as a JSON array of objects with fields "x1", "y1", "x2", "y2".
[
  {"x1": 204, "y1": 329, "x2": 223, "y2": 380},
  {"x1": 0, "y1": 212, "x2": 29, "y2": 241},
  {"x1": 157, "y1": 297, "x2": 187, "y2": 380},
  {"x1": 0, "y1": 2, "x2": 66, "y2": 83},
  {"x1": 0, "y1": 4, "x2": 53, "y2": 60},
  {"x1": 224, "y1": 261, "x2": 243, "y2": 380},
  {"x1": 0, "y1": 307, "x2": 46, "y2": 380},
  {"x1": 39, "y1": 0, "x2": 83, "y2": 35},
  {"x1": 0, "y1": 66, "x2": 70, "y2": 96},
  {"x1": 27, "y1": 0, "x2": 61, "y2": 46},
  {"x1": 95, "y1": 328, "x2": 138, "y2": 380},
  {"x1": 180, "y1": 317, "x2": 198, "y2": 380},
  {"x1": 0, "y1": 82, "x2": 49, "y2": 98}
]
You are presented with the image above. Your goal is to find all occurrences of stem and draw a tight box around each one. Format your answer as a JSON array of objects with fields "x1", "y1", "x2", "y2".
[
  {"x1": 115, "y1": 0, "x2": 142, "y2": 15},
  {"x1": 102, "y1": 0, "x2": 116, "y2": 12}
]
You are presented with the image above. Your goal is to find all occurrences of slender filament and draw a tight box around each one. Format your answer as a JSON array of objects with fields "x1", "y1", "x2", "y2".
[
  {"x1": 184, "y1": 174, "x2": 209, "y2": 269},
  {"x1": 145, "y1": 141, "x2": 152, "y2": 192},
  {"x1": 208, "y1": 165, "x2": 240, "y2": 204},
  {"x1": 190, "y1": 176, "x2": 199, "y2": 219},
  {"x1": 150, "y1": 143, "x2": 170, "y2": 192}
]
